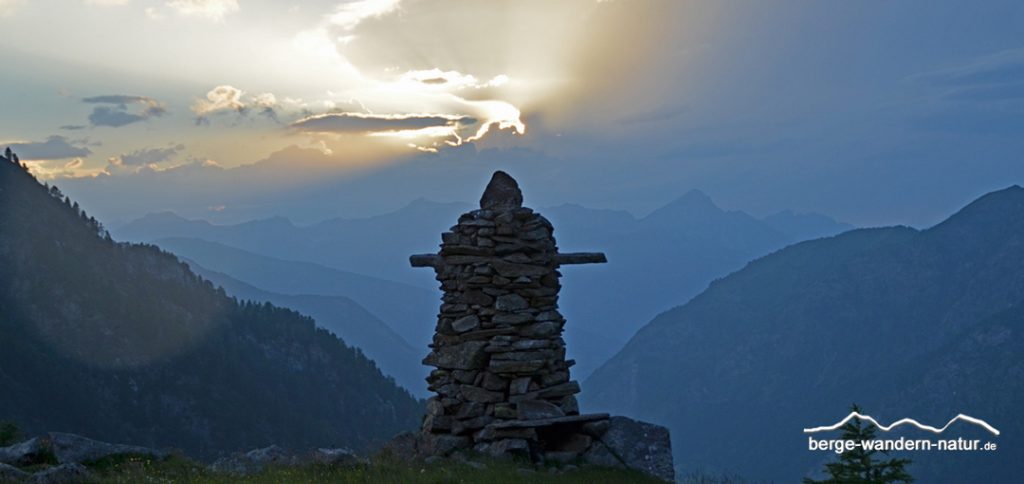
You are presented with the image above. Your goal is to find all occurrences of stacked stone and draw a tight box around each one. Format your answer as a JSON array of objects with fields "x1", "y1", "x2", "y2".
[{"x1": 418, "y1": 171, "x2": 608, "y2": 460}]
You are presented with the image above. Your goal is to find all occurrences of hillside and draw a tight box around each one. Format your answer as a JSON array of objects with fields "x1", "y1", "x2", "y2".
[
  {"x1": 583, "y1": 186, "x2": 1024, "y2": 482},
  {"x1": 185, "y1": 263, "x2": 425, "y2": 395},
  {"x1": 0, "y1": 154, "x2": 422, "y2": 458},
  {"x1": 149, "y1": 237, "x2": 438, "y2": 355}
]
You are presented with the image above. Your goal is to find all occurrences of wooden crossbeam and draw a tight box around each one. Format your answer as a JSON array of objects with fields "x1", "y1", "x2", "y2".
[{"x1": 410, "y1": 252, "x2": 607, "y2": 268}]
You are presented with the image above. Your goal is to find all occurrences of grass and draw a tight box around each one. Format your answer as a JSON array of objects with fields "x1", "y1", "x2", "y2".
[{"x1": 82, "y1": 453, "x2": 665, "y2": 483}]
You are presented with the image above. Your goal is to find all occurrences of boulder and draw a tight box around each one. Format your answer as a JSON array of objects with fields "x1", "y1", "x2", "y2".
[
  {"x1": 0, "y1": 463, "x2": 29, "y2": 481},
  {"x1": 26, "y1": 463, "x2": 91, "y2": 484},
  {"x1": 209, "y1": 445, "x2": 297, "y2": 475},
  {"x1": 47, "y1": 432, "x2": 167, "y2": 464},
  {"x1": 419, "y1": 433, "x2": 470, "y2": 456},
  {"x1": 311, "y1": 447, "x2": 360, "y2": 466},
  {"x1": 378, "y1": 431, "x2": 419, "y2": 461},
  {"x1": 0, "y1": 437, "x2": 52, "y2": 467},
  {"x1": 583, "y1": 416, "x2": 674, "y2": 482}
]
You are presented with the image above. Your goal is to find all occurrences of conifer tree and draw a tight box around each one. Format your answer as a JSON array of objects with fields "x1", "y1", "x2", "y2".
[{"x1": 805, "y1": 404, "x2": 913, "y2": 483}]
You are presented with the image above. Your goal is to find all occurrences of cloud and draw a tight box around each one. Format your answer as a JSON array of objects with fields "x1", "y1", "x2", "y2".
[
  {"x1": 944, "y1": 83, "x2": 1024, "y2": 102},
  {"x1": 191, "y1": 86, "x2": 283, "y2": 122},
  {"x1": 84, "y1": 0, "x2": 131, "y2": 6},
  {"x1": 83, "y1": 94, "x2": 167, "y2": 127},
  {"x1": 192, "y1": 85, "x2": 245, "y2": 117},
  {"x1": 117, "y1": 144, "x2": 185, "y2": 166},
  {"x1": 912, "y1": 48, "x2": 1024, "y2": 103},
  {"x1": 916, "y1": 48, "x2": 1024, "y2": 88},
  {"x1": 21, "y1": 157, "x2": 92, "y2": 180},
  {"x1": 290, "y1": 112, "x2": 475, "y2": 134},
  {"x1": 105, "y1": 144, "x2": 186, "y2": 175},
  {"x1": 399, "y1": 69, "x2": 510, "y2": 91},
  {"x1": 165, "y1": 0, "x2": 238, "y2": 21},
  {"x1": 908, "y1": 48, "x2": 1024, "y2": 132},
  {"x1": 6, "y1": 136, "x2": 92, "y2": 160},
  {"x1": 60, "y1": 125, "x2": 88, "y2": 131},
  {"x1": 328, "y1": 0, "x2": 401, "y2": 34},
  {"x1": 0, "y1": 0, "x2": 24, "y2": 17}
]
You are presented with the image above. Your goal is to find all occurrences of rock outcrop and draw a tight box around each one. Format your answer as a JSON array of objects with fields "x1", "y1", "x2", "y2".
[
  {"x1": 0, "y1": 463, "x2": 30, "y2": 481},
  {"x1": 0, "y1": 432, "x2": 166, "y2": 468},
  {"x1": 209, "y1": 445, "x2": 361, "y2": 475},
  {"x1": 405, "y1": 171, "x2": 675, "y2": 481},
  {"x1": 0, "y1": 432, "x2": 167, "y2": 483}
]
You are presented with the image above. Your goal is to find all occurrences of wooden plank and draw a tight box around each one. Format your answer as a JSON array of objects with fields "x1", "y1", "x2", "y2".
[
  {"x1": 486, "y1": 413, "x2": 610, "y2": 429},
  {"x1": 410, "y1": 254, "x2": 441, "y2": 267},
  {"x1": 411, "y1": 252, "x2": 607, "y2": 267},
  {"x1": 555, "y1": 252, "x2": 607, "y2": 265}
]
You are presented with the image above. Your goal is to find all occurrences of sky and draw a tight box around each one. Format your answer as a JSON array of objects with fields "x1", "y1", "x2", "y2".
[{"x1": 1, "y1": 0, "x2": 1023, "y2": 228}]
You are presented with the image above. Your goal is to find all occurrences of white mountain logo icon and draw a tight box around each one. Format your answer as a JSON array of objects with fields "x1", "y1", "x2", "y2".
[{"x1": 804, "y1": 412, "x2": 1000, "y2": 436}]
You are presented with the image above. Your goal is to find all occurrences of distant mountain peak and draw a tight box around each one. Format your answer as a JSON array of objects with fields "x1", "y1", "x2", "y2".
[
  {"x1": 676, "y1": 188, "x2": 714, "y2": 204},
  {"x1": 144, "y1": 211, "x2": 189, "y2": 221},
  {"x1": 643, "y1": 189, "x2": 722, "y2": 222}
]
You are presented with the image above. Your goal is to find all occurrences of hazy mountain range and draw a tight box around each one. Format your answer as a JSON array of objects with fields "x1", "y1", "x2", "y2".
[
  {"x1": 182, "y1": 263, "x2": 424, "y2": 395},
  {"x1": 115, "y1": 191, "x2": 852, "y2": 382},
  {"x1": 583, "y1": 186, "x2": 1024, "y2": 482},
  {"x1": 0, "y1": 156, "x2": 421, "y2": 457}
]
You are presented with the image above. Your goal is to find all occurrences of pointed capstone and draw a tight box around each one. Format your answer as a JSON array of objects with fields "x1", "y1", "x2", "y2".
[{"x1": 479, "y1": 171, "x2": 523, "y2": 211}]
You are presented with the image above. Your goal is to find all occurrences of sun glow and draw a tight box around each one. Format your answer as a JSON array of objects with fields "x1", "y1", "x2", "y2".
[{"x1": 0, "y1": 0, "x2": 640, "y2": 175}]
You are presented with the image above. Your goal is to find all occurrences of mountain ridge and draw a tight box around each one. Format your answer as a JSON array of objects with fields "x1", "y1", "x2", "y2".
[
  {"x1": 0, "y1": 154, "x2": 422, "y2": 457},
  {"x1": 584, "y1": 185, "x2": 1024, "y2": 482}
]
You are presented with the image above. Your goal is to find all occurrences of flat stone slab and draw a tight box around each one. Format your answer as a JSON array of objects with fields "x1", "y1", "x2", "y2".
[{"x1": 485, "y1": 413, "x2": 609, "y2": 429}]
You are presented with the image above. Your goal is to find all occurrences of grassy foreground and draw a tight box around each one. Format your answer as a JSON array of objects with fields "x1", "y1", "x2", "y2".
[{"x1": 84, "y1": 453, "x2": 665, "y2": 483}]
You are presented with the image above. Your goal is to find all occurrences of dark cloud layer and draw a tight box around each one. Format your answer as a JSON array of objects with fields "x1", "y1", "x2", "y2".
[
  {"x1": 7, "y1": 136, "x2": 91, "y2": 160},
  {"x1": 83, "y1": 94, "x2": 167, "y2": 127},
  {"x1": 118, "y1": 144, "x2": 186, "y2": 166},
  {"x1": 290, "y1": 113, "x2": 476, "y2": 134}
]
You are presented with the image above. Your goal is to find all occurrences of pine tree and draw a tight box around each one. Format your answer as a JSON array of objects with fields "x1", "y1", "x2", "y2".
[{"x1": 805, "y1": 404, "x2": 914, "y2": 483}]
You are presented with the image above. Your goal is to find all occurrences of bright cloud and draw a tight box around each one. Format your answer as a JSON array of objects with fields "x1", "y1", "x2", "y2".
[
  {"x1": 0, "y1": 0, "x2": 24, "y2": 17},
  {"x1": 165, "y1": 0, "x2": 238, "y2": 21},
  {"x1": 192, "y1": 85, "x2": 246, "y2": 117},
  {"x1": 191, "y1": 86, "x2": 284, "y2": 122},
  {"x1": 328, "y1": 0, "x2": 402, "y2": 33},
  {"x1": 84, "y1": 0, "x2": 131, "y2": 6},
  {"x1": 399, "y1": 69, "x2": 510, "y2": 90}
]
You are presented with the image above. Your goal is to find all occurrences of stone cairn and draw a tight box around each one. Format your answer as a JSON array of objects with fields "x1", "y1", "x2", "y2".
[{"x1": 407, "y1": 172, "x2": 674, "y2": 481}]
